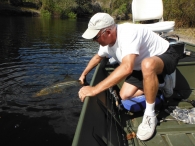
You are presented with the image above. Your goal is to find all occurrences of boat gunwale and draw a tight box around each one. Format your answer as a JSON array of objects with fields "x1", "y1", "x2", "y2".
[{"x1": 72, "y1": 41, "x2": 195, "y2": 146}]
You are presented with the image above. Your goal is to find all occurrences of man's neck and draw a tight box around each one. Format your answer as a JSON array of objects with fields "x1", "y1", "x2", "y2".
[{"x1": 109, "y1": 25, "x2": 117, "y2": 47}]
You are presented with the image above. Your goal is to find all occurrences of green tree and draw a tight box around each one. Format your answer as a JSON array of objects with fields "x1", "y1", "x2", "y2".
[
  {"x1": 111, "y1": 0, "x2": 131, "y2": 20},
  {"x1": 163, "y1": 0, "x2": 195, "y2": 27}
]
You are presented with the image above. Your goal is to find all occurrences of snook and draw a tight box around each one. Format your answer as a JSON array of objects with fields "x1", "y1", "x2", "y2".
[{"x1": 34, "y1": 80, "x2": 82, "y2": 97}]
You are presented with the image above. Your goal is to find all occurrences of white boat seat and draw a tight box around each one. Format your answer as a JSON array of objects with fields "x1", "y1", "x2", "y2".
[
  {"x1": 132, "y1": 0, "x2": 175, "y2": 34},
  {"x1": 144, "y1": 21, "x2": 175, "y2": 33}
]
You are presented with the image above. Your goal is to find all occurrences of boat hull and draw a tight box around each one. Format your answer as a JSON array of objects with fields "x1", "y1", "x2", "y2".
[{"x1": 72, "y1": 42, "x2": 195, "y2": 146}]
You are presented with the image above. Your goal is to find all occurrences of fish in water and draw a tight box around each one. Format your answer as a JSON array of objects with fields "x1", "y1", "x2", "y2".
[{"x1": 34, "y1": 80, "x2": 83, "y2": 97}]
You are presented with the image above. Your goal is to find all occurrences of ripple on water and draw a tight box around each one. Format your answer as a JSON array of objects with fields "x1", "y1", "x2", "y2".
[{"x1": 0, "y1": 17, "x2": 99, "y2": 145}]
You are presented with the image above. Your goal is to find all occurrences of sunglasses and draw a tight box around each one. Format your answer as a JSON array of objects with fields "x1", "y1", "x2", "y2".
[{"x1": 93, "y1": 29, "x2": 107, "y2": 41}]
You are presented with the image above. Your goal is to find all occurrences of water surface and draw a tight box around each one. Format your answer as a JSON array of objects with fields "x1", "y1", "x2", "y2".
[{"x1": 0, "y1": 16, "x2": 98, "y2": 146}]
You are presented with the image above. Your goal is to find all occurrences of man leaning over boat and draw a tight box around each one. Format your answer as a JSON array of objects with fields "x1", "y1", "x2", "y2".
[{"x1": 78, "y1": 13, "x2": 183, "y2": 141}]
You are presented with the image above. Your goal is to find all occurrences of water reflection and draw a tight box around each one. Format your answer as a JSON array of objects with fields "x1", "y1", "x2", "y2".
[{"x1": 0, "y1": 16, "x2": 98, "y2": 145}]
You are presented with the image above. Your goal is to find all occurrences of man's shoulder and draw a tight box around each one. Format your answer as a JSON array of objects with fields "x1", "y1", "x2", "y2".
[
  {"x1": 118, "y1": 23, "x2": 147, "y2": 31},
  {"x1": 118, "y1": 23, "x2": 144, "y2": 27},
  {"x1": 118, "y1": 22, "x2": 132, "y2": 27}
]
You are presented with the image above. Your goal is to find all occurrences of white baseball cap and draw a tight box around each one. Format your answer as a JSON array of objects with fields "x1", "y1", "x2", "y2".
[{"x1": 82, "y1": 13, "x2": 115, "y2": 39}]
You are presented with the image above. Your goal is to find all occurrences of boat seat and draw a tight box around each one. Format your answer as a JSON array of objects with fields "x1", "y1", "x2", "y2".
[
  {"x1": 144, "y1": 21, "x2": 175, "y2": 33},
  {"x1": 132, "y1": 0, "x2": 175, "y2": 34}
]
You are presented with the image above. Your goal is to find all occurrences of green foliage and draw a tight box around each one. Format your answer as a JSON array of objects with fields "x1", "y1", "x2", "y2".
[
  {"x1": 68, "y1": 12, "x2": 77, "y2": 19},
  {"x1": 2, "y1": 0, "x2": 195, "y2": 27},
  {"x1": 40, "y1": 9, "x2": 51, "y2": 17},
  {"x1": 60, "y1": 9, "x2": 77, "y2": 19},
  {"x1": 163, "y1": 0, "x2": 195, "y2": 27},
  {"x1": 118, "y1": 3, "x2": 127, "y2": 15},
  {"x1": 111, "y1": 0, "x2": 130, "y2": 20},
  {"x1": 40, "y1": 0, "x2": 78, "y2": 18},
  {"x1": 74, "y1": 0, "x2": 94, "y2": 15}
]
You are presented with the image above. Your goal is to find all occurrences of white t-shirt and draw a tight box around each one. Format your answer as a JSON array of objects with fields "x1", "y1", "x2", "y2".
[{"x1": 98, "y1": 23, "x2": 169, "y2": 70}]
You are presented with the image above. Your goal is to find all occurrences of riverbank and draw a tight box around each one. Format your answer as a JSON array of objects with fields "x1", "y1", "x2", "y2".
[
  {"x1": 170, "y1": 28, "x2": 195, "y2": 44},
  {"x1": 0, "y1": 3, "x2": 40, "y2": 16},
  {"x1": 0, "y1": 3, "x2": 194, "y2": 44}
]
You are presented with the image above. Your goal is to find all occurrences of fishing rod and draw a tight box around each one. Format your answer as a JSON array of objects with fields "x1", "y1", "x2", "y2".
[
  {"x1": 97, "y1": 97, "x2": 125, "y2": 133},
  {"x1": 108, "y1": 87, "x2": 120, "y2": 109},
  {"x1": 109, "y1": 87, "x2": 129, "y2": 146},
  {"x1": 108, "y1": 87, "x2": 149, "y2": 146},
  {"x1": 97, "y1": 87, "x2": 139, "y2": 146}
]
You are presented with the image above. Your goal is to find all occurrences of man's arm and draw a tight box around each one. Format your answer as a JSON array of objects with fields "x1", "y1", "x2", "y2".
[
  {"x1": 79, "y1": 54, "x2": 103, "y2": 84},
  {"x1": 94, "y1": 54, "x2": 137, "y2": 94},
  {"x1": 79, "y1": 54, "x2": 137, "y2": 102}
]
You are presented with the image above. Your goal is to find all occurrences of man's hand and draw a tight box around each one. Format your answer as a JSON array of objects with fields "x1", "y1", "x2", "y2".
[
  {"x1": 78, "y1": 75, "x2": 86, "y2": 85},
  {"x1": 78, "y1": 86, "x2": 96, "y2": 102}
]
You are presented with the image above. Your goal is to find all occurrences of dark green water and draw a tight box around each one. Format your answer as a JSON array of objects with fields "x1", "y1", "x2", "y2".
[{"x1": 0, "y1": 16, "x2": 98, "y2": 146}]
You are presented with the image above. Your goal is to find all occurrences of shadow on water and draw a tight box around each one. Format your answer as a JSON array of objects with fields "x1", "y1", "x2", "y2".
[{"x1": 0, "y1": 16, "x2": 98, "y2": 146}]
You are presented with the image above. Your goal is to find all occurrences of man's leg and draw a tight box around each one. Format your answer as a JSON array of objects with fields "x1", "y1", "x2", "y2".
[
  {"x1": 120, "y1": 82, "x2": 143, "y2": 100},
  {"x1": 142, "y1": 56, "x2": 164, "y2": 103},
  {"x1": 136, "y1": 56, "x2": 164, "y2": 140}
]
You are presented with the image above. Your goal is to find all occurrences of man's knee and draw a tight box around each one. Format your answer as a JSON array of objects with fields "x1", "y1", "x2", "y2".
[
  {"x1": 120, "y1": 89, "x2": 144, "y2": 100},
  {"x1": 141, "y1": 58, "x2": 156, "y2": 72},
  {"x1": 141, "y1": 57, "x2": 164, "y2": 74},
  {"x1": 119, "y1": 91, "x2": 129, "y2": 100},
  {"x1": 120, "y1": 90, "x2": 136, "y2": 100}
]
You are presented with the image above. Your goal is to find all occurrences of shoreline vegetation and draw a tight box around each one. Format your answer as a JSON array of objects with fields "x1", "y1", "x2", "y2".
[
  {"x1": 0, "y1": 2, "x2": 40, "y2": 16},
  {"x1": 0, "y1": 0, "x2": 194, "y2": 44},
  {"x1": 169, "y1": 28, "x2": 195, "y2": 44}
]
